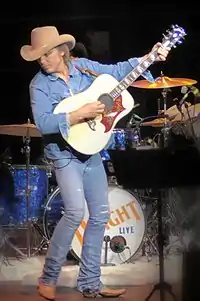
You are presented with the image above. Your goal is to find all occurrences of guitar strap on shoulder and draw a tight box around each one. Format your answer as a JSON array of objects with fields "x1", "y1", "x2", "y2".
[{"x1": 74, "y1": 65, "x2": 99, "y2": 78}]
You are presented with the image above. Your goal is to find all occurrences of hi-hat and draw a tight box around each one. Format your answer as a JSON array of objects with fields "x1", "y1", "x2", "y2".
[
  {"x1": 0, "y1": 123, "x2": 41, "y2": 137},
  {"x1": 131, "y1": 76, "x2": 197, "y2": 89}
]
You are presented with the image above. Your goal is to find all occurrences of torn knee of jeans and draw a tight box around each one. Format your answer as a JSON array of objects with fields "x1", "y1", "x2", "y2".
[
  {"x1": 89, "y1": 208, "x2": 110, "y2": 224},
  {"x1": 63, "y1": 209, "x2": 85, "y2": 224}
]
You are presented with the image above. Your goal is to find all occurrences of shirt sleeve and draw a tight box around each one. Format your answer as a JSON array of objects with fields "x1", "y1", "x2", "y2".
[
  {"x1": 30, "y1": 84, "x2": 70, "y2": 137},
  {"x1": 75, "y1": 57, "x2": 155, "y2": 82}
]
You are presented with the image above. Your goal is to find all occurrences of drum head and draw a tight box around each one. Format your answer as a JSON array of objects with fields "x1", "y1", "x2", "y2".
[{"x1": 43, "y1": 185, "x2": 146, "y2": 265}]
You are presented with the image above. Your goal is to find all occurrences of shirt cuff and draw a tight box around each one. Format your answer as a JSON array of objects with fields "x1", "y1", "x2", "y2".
[
  {"x1": 128, "y1": 57, "x2": 155, "y2": 83},
  {"x1": 58, "y1": 113, "x2": 70, "y2": 139}
]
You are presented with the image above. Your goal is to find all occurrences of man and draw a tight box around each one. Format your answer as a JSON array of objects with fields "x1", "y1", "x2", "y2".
[{"x1": 20, "y1": 26, "x2": 169, "y2": 299}]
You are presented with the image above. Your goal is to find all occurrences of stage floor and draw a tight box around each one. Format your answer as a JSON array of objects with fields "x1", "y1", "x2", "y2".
[{"x1": 1, "y1": 281, "x2": 182, "y2": 301}]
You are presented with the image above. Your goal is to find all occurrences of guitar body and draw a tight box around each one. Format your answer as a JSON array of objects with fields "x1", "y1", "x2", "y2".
[{"x1": 54, "y1": 73, "x2": 134, "y2": 155}]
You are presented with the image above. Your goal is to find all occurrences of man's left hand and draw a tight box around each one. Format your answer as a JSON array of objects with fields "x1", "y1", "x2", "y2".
[{"x1": 152, "y1": 42, "x2": 170, "y2": 61}]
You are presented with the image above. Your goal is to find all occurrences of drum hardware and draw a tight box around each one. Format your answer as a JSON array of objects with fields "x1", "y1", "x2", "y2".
[
  {"x1": 0, "y1": 223, "x2": 26, "y2": 263},
  {"x1": 21, "y1": 129, "x2": 32, "y2": 258},
  {"x1": 0, "y1": 121, "x2": 48, "y2": 258},
  {"x1": 28, "y1": 221, "x2": 50, "y2": 256},
  {"x1": 132, "y1": 73, "x2": 198, "y2": 148},
  {"x1": 101, "y1": 235, "x2": 115, "y2": 266}
]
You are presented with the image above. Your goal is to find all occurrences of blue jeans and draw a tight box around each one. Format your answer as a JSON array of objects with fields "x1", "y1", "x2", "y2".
[{"x1": 39, "y1": 154, "x2": 110, "y2": 293}]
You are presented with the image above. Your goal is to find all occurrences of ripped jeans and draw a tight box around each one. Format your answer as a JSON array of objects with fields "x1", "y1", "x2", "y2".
[{"x1": 39, "y1": 153, "x2": 110, "y2": 293}]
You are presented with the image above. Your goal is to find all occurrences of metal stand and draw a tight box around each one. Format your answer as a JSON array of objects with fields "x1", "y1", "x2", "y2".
[
  {"x1": 101, "y1": 236, "x2": 115, "y2": 266},
  {"x1": 20, "y1": 120, "x2": 50, "y2": 257},
  {"x1": 0, "y1": 225, "x2": 26, "y2": 260},
  {"x1": 145, "y1": 190, "x2": 177, "y2": 301},
  {"x1": 161, "y1": 88, "x2": 171, "y2": 147},
  {"x1": 23, "y1": 134, "x2": 32, "y2": 258},
  {"x1": 30, "y1": 221, "x2": 49, "y2": 256},
  {"x1": 145, "y1": 128, "x2": 177, "y2": 301}
]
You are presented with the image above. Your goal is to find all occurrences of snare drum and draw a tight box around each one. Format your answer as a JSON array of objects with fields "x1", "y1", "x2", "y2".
[
  {"x1": 9, "y1": 165, "x2": 49, "y2": 224},
  {"x1": 43, "y1": 184, "x2": 146, "y2": 265}
]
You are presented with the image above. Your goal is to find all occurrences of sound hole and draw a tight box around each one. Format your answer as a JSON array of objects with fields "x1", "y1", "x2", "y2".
[{"x1": 98, "y1": 93, "x2": 114, "y2": 110}]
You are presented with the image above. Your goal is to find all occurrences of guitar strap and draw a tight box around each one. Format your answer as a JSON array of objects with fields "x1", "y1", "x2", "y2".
[{"x1": 74, "y1": 65, "x2": 99, "y2": 78}]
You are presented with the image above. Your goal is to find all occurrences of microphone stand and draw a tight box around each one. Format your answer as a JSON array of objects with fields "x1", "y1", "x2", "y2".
[
  {"x1": 145, "y1": 88, "x2": 178, "y2": 301},
  {"x1": 145, "y1": 189, "x2": 177, "y2": 301}
]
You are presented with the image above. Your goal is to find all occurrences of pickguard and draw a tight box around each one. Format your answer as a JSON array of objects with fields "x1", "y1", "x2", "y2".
[{"x1": 100, "y1": 96, "x2": 125, "y2": 132}]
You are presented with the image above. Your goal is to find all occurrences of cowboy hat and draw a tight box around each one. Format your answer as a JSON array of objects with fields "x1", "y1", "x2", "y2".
[{"x1": 20, "y1": 26, "x2": 76, "y2": 61}]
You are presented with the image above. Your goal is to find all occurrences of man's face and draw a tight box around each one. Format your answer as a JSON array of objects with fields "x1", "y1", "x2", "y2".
[{"x1": 38, "y1": 48, "x2": 64, "y2": 73}]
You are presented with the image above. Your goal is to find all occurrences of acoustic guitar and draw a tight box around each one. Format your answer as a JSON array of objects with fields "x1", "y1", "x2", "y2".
[{"x1": 54, "y1": 25, "x2": 186, "y2": 155}]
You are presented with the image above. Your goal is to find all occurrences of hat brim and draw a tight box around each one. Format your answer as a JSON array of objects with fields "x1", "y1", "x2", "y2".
[{"x1": 20, "y1": 34, "x2": 75, "y2": 61}]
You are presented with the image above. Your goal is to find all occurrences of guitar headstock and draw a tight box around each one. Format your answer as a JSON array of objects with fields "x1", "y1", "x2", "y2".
[{"x1": 162, "y1": 24, "x2": 186, "y2": 49}]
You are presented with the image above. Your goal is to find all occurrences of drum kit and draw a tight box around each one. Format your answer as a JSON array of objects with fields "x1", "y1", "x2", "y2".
[{"x1": 0, "y1": 74, "x2": 199, "y2": 264}]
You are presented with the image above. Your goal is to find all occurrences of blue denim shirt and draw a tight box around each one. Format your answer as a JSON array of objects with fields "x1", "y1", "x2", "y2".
[{"x1": 30, "y1": 57, "x2": 154, "y2": 168}]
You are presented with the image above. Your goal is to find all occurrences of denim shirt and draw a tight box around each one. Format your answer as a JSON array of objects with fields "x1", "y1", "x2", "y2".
[{"x1": 30, "y1": 57, "x2": 154, "y2": 168}]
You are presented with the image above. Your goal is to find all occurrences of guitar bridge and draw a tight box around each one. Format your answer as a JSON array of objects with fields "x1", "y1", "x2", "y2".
[{"x1": 87, "y1": 119, "x2": 96, "y2": 131}]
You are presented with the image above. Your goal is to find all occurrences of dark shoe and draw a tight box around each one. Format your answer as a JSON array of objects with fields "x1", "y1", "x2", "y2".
[
  {"x1": 37, "y1": 283, "x2": 56, "y2": 300},
  {"x1": 83, "y1": 287, "x2": 126, "y2": 298}
]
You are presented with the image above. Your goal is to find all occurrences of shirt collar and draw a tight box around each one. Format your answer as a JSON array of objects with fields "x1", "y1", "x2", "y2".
[{"x1": 40, "y1": 60, "x2": 79, "y2": 81}]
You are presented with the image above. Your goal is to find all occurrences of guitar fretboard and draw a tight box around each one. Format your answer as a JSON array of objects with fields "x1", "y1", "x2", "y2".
[{"x1": 109, "y1": 50, "x2": 157, "y2": 99}]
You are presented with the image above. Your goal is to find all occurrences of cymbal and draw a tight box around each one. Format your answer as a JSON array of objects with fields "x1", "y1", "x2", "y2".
[
  {"x1": 131, "y1": 76, "x2": 197, "y2": 89},
  {"x1": 141, "y1": 104, "x2": 200, "y2": 127},
  {"x1": 0, "y1": 123, "x2": 41, "y2": 137},
  {"x1": 141, "y1": 118, "x2": 182, "y2": 127}
]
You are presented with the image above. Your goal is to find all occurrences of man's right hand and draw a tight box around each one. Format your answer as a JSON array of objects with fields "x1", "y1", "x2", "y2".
[
  {"x1": 69, "y1": 101, "x2": 105, "y2": 125},
  {"x1": 78, "y1": 101, "x2": 105, "y2": 118}
]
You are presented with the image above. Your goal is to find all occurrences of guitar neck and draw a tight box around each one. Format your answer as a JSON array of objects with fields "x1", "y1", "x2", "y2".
[{"x1": 109, "y1": 49, "x2": 158, "y2": 100}]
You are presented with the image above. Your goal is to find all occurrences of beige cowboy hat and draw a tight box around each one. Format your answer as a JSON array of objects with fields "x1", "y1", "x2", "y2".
[{"x1": 20, "y1": 26, "x2": 76, "y2": 61}]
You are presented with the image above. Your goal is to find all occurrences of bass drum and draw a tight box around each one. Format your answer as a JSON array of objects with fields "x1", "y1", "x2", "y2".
[{"x1": 43, "y1": 184, "x2": 146, "y2": 265}]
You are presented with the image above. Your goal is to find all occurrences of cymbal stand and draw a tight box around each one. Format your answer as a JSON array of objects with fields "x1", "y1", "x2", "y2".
[
  {"x1": 160, "y1": 88, "x2": 171, "y2": 148},
  {"x1": 23, "y1": 134, "x2": 31, "y2": 258}
]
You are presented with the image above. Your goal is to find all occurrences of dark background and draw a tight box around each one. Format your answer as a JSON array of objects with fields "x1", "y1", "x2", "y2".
[
  {"x1": 0, "y1": 5, "x2": 200, "y2": 299},
  {"x1": 0, "y1": 3, "x2": 199, "y2": 162}
]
